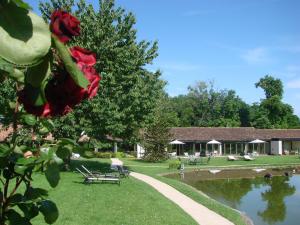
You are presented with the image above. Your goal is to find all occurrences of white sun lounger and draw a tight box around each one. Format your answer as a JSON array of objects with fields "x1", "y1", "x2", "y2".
[
  {"x1": 227, "y1": 155, "x2": 237, "y2": 161},
  {"x1": 244, "y1": 155, "x2": 255, "y2": 161},
  {"x1": 76, "y1": 167, "x2": 120, "y2": 185}
]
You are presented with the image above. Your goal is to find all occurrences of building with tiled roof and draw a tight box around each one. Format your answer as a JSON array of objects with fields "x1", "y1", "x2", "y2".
[
  {"x1": 170, "y1": 127, "x2": 300, "y2": 155},
  {"x1": 137, "y1": 127, "x2": 300, "y2": 158}
]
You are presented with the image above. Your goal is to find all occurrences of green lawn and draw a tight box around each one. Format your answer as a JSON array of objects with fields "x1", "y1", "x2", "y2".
[
  {"x1": 122, "y1": 155, "x2": 300, "y2": 225},
  {"x1": 29, "y1": 159, "x2": 197, "y2": 225}
]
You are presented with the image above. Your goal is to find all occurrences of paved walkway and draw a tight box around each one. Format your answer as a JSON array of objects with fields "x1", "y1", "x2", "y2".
[
  {"x1": 131, "y1": 172, "x2": 234, "y2": 225},
  {"x1": 111, "y1": 158, "x2": 123, "y2": 166}
]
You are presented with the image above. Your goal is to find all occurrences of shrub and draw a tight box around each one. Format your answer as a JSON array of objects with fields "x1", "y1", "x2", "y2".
[
  {"x1": 112, "y1": 152, "x2": 126, "y2": 158},
  {"x1": 169, "y1": 159, "x2": 181, "y2": 169},
  {"x1": 94, "y1": 152, "x2": 112, "y2": 158}
]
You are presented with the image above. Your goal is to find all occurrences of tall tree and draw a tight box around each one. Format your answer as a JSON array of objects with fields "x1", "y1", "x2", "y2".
[
  {"x1": 252, "y1": 75, "x2": 300, "y2": 128},
  {"x1": 140, "y1": 96, "x2": 177, "y2": 162},
  {"x1": 255, "y1": 75, "x2": 283, "y2": 99},
  {"x1": 39, "y1": 0, "x2": 165, "y2": 143}
]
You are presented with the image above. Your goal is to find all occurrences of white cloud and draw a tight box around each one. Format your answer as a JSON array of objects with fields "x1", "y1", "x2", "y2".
[
  {"x1": 286, "y1": 79, "x2": 300, "y2": 89},
  {"x1": 241, "y1": 47, "x2": 271, "y2": 64}
]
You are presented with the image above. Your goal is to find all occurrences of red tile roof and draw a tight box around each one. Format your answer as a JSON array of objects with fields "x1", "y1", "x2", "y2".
[{"x1": 170, "y1": 127, "x2": 300, "y2": 142}]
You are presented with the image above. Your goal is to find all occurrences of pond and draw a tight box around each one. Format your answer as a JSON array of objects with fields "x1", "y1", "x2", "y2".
[{"x1": 166, "y1": 168, "x2": 300, "y2": 225}]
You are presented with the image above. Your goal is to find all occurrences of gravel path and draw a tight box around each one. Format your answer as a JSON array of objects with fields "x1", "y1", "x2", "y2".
[
  {"x1": 111, "y1": 158, "x2": 123, "y2": 166},
  {"x1": 130, "y1": 171, "x2": 234, "y2": 225}
]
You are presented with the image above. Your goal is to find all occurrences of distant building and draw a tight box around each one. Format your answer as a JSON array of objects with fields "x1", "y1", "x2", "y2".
[{"x1": 136, "y1": 127, "x2": 300, "y2": 158}]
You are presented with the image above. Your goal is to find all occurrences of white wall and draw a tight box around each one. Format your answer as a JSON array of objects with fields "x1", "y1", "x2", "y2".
[
  {"x1": 271, "y1": 141, "x2": 282, "y2": 155},
  {"x1": 136, "y1": 144, "x2": 145, "y2": 159}
]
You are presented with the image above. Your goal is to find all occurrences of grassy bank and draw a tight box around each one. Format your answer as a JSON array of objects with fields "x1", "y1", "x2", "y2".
[
  {"x1": 122, "y1": 155, "x2": 300, "y2": 225},
  {"x1": 30, "y1": 159, "x2": 197, "y2": 225}
]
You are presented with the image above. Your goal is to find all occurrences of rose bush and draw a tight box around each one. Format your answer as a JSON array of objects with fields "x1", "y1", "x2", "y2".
[{"x1": 18, "y1": 10, "x2": 101, "y2": 117}]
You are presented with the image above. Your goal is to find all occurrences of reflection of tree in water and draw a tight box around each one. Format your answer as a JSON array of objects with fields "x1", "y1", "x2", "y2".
[
  {"x1": 195, "y1": 178, "x2": 253, "y2": 208},
  {"x1": 258, "y1": 176, "x2": 296, "y2": 224}
]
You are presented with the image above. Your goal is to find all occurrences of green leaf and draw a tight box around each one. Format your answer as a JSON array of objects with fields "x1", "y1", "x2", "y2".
[
  {"x1": 13, "y1": 145, "x2": 24, "y2": 155},
  {"x1": 12, "y1": 0, "x2": 32, "y2": 10},
  {"x1": 41, "y1": 119, "x2": 55, "y2": 131},
  {"x1": 0, "y1": 58, "x2": 25, "y2": 82},
  {"x1": 52, "y1": 155, "x2": 63, "y2": 165},
  {"x1": 18, "y1": 203, "x2": 39, "y2": 220},
  {"x1": 52, "y1": 36, "x2": 89, "y2": 88},
  {"x1": 6, "y1": 209, "x2": 31, "y2": 225},
  {"x1": 0, "y1": 143, "x2": 10, "y2": 157},
  {"x1": 17, "y1": 157, "x2": 37, "y2": 165},
  {"x1": 39, "y1": 200, "x2": 59, "y2": 224},
  {"x1": 22, "y1": 114, "x2": 37, "y2": 126},
  {"x1": 39, "y1": 127, "x2": 49, "y2": 135},
  {"x1": 9, "y1": 193, "x2": 23, "y2": 205},
  {"x1": 58, "y1": 138, "x2": 78, "y2": 146},
  {"x1": 0, "y1": 2, "x2": 51, "y2": 66},
  {"x1": 45, "y1": 161, "x2": 60, "y2": 188},
  {"x1": 14, "y1": 165, "x2": 27, "y2": 175},
  {"x1": 56, "y1": 146, "x2": 71, "y2": 159},
  {"x1": 24, "y1": 187, "x2": 48, "y2": 201},
  {"x1": 26, "y1": 53, "x2": 51, "y2": 87},
  {"x1": 23, "y1": 83, "x2": 47, "y2": 106}
]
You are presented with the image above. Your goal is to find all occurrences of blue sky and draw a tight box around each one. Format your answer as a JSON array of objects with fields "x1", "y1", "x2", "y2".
[{"x1": 28, "y1": 0, "x2": 300, "y2": 115}]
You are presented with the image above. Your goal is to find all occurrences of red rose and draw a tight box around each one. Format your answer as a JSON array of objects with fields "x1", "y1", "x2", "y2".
[
  {"x1": 50, "y1": 10, "x2": 80, "y2": 43},
  {"x1": 80, "y1": 66, "x2": 101, "y2": 98},
  {"x1": 45, "y1": 72, "x2": 84, "y2": 115},
  {"x1": 70, "y1": 47, "x2": 96, "y2": 66},
  {"x1": 18, "y1": 90, "x2": 52, "y2": 117}
]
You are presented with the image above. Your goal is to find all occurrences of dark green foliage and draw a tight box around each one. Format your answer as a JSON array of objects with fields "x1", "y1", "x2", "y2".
[
  {"x1": 94, "y1": 152, "x2": 113, "y2": 158},
  {"x1": 170, "y1": 78, "x2": 299, "y2": 129},
  {"x1": 255, "y1": 75, "x2": 283, "y2": 99},
  {"x1": 170, "y1": 81, "x2": 249, "y2": 127},
  {"x1": 0, "y1": 78, "x2": 16, "y2": 125},
  {"x1": 251, "y1": 75, "x2": 300, "y2": 128},
  {"x1": 141, "y1": 98, "x2": 176, "y2": 162},
  {"x1": 93, "y1": 151, "x2": 126, "y2": 158}
]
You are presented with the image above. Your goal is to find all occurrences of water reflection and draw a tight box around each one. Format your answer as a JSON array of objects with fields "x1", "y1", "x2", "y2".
[
  {"x1": 258, "y1": 176, "x2": 295, "y2": 224},
  {"x1": 167, "y1": 171, "x2": 298, "y2": 225},
  {"x1": 194, "y1": 178, "x2": 253, "y2": 208}
]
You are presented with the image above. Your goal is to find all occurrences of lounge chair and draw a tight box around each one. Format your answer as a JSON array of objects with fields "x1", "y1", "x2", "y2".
[
  {"x1": 77, "y1": 166, "x2": 120, "y2": 185},
  {"x1": 170, "y1": 152, "x2": 177, "y2": 158},
  {"x1": 227, "y1": 155, "x2": 237, "y2": 161},
  {"x1": 244, "y1": 155, "x2": 255, "y2": 161},
  {"x1": 116, "y1": 165, "x2": 130, "y2": 178},
  {"x1": 81, "y1": 165, "x2": 116, "y2": 177},
  {"x1": 188, "y1": 156, "x2": 198, "y2": 165}
]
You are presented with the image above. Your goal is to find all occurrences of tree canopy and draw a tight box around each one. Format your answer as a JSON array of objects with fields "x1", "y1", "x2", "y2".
[
  {"x1": 255, "y1": 75, "x2": 283, "y2": 99},
  {"x1": 170, "y1": 81, "x2": 250, "y2": 127},
  {"x1": 169, "y1": 77, "x2": 299, "y2": 129}
]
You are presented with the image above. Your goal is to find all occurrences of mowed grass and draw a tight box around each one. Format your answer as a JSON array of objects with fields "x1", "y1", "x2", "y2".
[
  {"x1": 124, "y1": 155, "x2": 300, "y2": 173},
  {"x1": 29, "y1": 159, "x2": 197, "y2": 225},
  {"x1": 122, "y1": 155, "x2": 300, "y2": 225}
]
